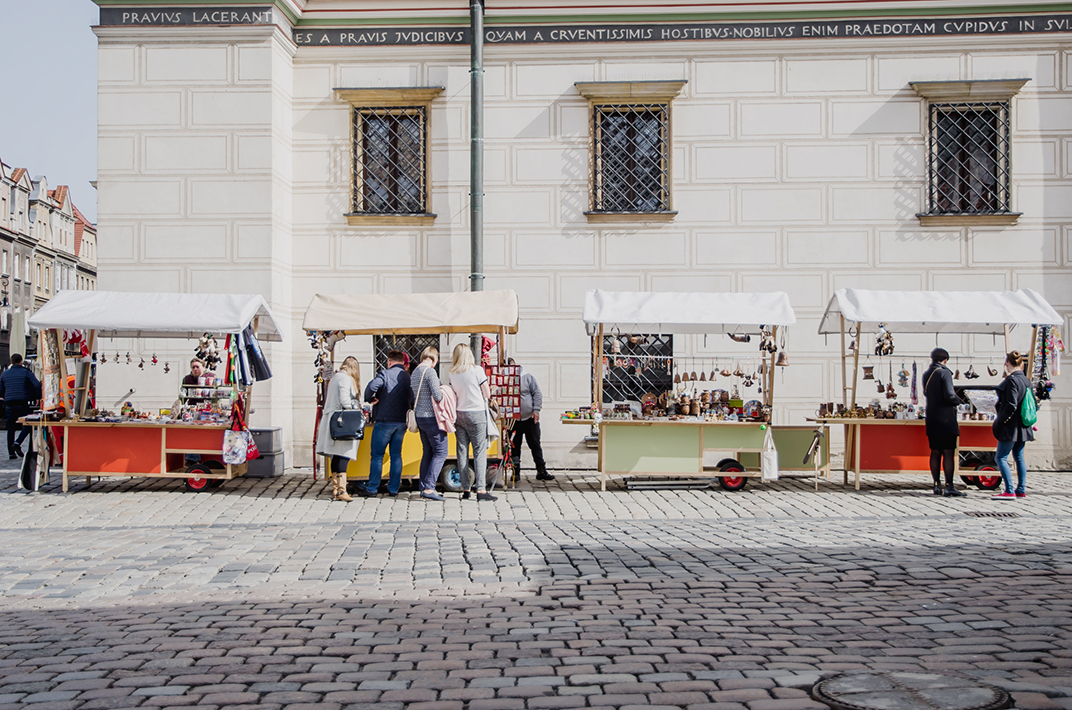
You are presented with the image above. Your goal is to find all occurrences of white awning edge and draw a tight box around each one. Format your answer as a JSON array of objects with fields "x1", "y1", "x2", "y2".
[
  {"x1": 818, "y1": 288, "x2": 1063, "y2": 335},
  {"x1": 581, "y1": 290, "x2": 797, "y2": 335},
  {"x1": 301, "y1": 290, "x2": 520, "y2": 335},
  {"x1": 27, "y1": 291, "x2": 283, "y2": 341}
]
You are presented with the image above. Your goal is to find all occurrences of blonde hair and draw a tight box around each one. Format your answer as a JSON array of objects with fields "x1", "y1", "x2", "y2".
[
  {"x1": 420, "y1": 346, "x2": 439, "y2": 364},
  {"x1": 1006, "y1": 351, "x2": 1025, "y2": 369},
  {"x1": 450, "y1": 343, "x2": 476, "y2": 374},
  {"x1": 339, "y1": 356, "x2": 361, "y2": 392}
]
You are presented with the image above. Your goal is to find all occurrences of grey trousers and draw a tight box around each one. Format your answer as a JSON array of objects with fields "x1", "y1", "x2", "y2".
[{"x1": 455, "y1": 409, "x2": 488, "y2": 491}]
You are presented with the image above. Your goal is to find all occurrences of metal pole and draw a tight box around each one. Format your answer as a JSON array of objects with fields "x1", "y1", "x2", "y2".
[{"x1": 469, "y1": 0, "x2": 485, "y2": 360}]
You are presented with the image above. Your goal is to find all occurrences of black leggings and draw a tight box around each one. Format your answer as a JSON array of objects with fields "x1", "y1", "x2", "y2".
[
  {"x1": 331, "y1": 455, "x2": 350, "y2": 474},
  {"x1": 930, "y1": 449, "x2": 956, "y2": 486}
]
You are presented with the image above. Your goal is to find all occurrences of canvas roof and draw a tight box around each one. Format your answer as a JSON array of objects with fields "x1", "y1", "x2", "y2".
[
  {"x1": 302, "y1": 290, "x2": 520, "y2": 335},
  {"x1": 818, "y1": 288, "x2": 1062, "y2": 335},
  {"x1": 28, "y1": 291, "x2": 283, "y2": 341},
  {"x1": 582, "y1": 290, "x2": 797, "y2": 335}
]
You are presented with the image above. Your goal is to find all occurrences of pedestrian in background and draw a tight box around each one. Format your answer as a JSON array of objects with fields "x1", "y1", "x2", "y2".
[
  {"x1": 992, "y1": 350, "x2": 1034, "y2": 500},
  {"x1": 412, "y1": 347, "x2": 447, "y2": 501},
  {"x1": 358, "y1": 349, "x2": 411, "y2": 498},
  {"x1": 923, "y1": 348, "x2": 964, "y2": 497},
  {"x1": 0, "y1": 354, "x2": 40, "y2": 460},
  {"x1": 315, "y1": 356, "x2": 363, "y2": 502},
  {"x1": 509, "y1": 358, "x2": 553, "y2": 482},
  {"x1": 450, "y1": 343, "x2": 496, "y2": 501}
]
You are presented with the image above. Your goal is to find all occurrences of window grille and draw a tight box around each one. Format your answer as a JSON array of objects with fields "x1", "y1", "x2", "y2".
[
  {"x1": 352, "y1": 107, "x2": 427, "y2": 214},
  {"x1": 592, "y1": 104, "x2": 669, "y2": 213},
  {"x1": 373, "y1": 334, "x2": 441, "y2": 376},
  {"x1": 926, "y1": 102, "x2": 1011, "y2": 215},
  {"x1": 594, "y1": 334, "x2": 673, "y2": 404}
]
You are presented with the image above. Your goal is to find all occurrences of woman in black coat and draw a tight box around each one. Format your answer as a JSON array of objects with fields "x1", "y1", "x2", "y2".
[
  {"x1": 923, "y1": 348, "x2": 965, "y2": 497},
  {"x1": 991, "y1": 351, "x2": 1034, "y2": 499}
]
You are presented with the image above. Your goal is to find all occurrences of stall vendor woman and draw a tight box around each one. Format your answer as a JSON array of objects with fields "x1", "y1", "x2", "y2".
[{"x1": 182, "y1": 358, "x2": 208, "y2": 403}]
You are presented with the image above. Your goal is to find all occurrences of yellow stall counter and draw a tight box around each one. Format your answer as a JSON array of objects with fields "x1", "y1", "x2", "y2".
[{"x1": 345, "y1": 423, "x2": 501, "y2": 480}]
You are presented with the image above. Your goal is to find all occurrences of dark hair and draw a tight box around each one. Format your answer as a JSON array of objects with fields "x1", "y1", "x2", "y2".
[
  {"x1": 930, "y1": 348, "x2": 949, "y2": 363},
  {"x1": 386, "y1": 349, "x2": 405, "y2": 363},
  {"x1": 10, "y1": 353, "x2": 22, "y2": 365},
  {"x1": 1006, "y1": 351, "x2": 1024, "y2": 369}
]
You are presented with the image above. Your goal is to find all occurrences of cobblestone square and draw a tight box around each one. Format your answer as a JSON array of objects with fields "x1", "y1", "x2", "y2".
[{"x1": 1, "y1": 462, "x2": 1070, "y2": 709}]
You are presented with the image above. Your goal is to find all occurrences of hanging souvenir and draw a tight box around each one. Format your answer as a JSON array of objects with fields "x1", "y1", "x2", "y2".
[
  {"x1": 164, "y1": 361, "x2": 170, "y2": 374},
  {"x1": 100, "y1": 352, "x2": 107, "y2": 364},
  {"x1": 965, "y1": 364, "x2": 979, "y2": 380},
  {"x1": 987, "y1": 358, "x2": 998, "y2": 377},
  {"x1": 126, "y1": 352, "x2": 132, "y2": 365},
  {"x1": 759, "y1": 327, "x2": 777, "y2": 354},
  {"x1": 897, "y1": 362, "x2": 909, "y2": 388},
  {"x1": 874, "y1": 323, "x2": 895, "y2": 356},
  {"x1": 151, "y1": 354, "x2": 158, "y2": 366},
  {"x1": 910, "y1": 361, "x2": 918, "y2": 405},
  {"x1": 138, "y1": 357, "x2": 145, "y2": 370}
]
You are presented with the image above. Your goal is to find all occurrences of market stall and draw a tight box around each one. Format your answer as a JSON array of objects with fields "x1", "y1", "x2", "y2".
[
  {"x1": 23, "y1": 291, "x2": 281, "y2": 493},
  {"x1": 815, "y1": 288, "x2": 1063, "y2": 489},
  {"x1": 301, "y1": 290, "x2": 520, "y2": 492},
  {"x1": 569, "y1": 289, "x2": 824, "y2": 491}
]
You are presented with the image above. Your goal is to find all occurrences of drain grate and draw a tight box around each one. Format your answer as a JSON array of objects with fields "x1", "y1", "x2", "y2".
[
  {"x1": 965, "y1": 511, "x2": 1020, "y2": 518},
  {"x1": 813, "y1": 671, "x2": 1011, "y2": 710}
]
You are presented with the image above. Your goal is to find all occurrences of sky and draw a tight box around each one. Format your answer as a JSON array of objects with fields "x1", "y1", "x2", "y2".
[{"x1": 1, "y1": 0, "x2": 99, "y2": 222}]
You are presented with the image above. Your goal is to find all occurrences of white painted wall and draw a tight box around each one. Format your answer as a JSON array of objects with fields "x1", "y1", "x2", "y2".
[{"x1": 96, "y1": 28, "x2": 1072, "y2": 469}]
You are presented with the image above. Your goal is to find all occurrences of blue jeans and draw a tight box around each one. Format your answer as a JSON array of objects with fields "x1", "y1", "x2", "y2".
[
  {"x1": 995, "y1": 440, "x2": 1027, "y2": 495},
  {"x1": 416, "y1": 417, "x2": 447, "y2": 492},
  {"x1": 365, "y1": 421, "x2": 407, "y2": 495}
]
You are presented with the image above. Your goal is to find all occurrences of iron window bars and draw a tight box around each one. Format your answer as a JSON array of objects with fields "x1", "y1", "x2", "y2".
[
  {"x1": 374, "y1": 334, "x2": 441, "y2": 376},
  {"x1": 925, "y1": 102, "x2": 1011, "y2": 215},
  {"x1": 352, "y1": 107, "x2": 427, "y2": 215},
  {"x1": 594, "y1": 334, "x2": 674, "y2": 404},
  {"x1": 592, "y1": 104, "x2": 670, "y2": 213}
]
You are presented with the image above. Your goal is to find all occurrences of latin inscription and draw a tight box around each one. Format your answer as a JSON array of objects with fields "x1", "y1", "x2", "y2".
[{"x1": 99, "y1": 7, "x2": 273, "y2": 25}]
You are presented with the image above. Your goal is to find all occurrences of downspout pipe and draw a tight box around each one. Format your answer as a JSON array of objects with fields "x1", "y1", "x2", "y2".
[{"x1": 470, "y1": 0, "x2": 485, "y2": 360}]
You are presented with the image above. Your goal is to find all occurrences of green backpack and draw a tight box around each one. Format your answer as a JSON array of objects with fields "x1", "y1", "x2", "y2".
[{"x1": 1020, "y1": 387, "x2": 1038, "y2": 427}]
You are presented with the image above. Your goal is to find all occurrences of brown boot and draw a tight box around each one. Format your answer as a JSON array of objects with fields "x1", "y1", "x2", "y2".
[{"x1": 334, "y1": 473, "x2": 352, "y2": 502}]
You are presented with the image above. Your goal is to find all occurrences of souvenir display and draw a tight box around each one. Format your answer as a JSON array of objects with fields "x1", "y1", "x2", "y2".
[{"x1": 485, "y1": 363, "x2": 523, "y2": 420}]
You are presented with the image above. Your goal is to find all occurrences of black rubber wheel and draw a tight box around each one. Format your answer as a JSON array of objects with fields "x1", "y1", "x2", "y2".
[
  {"x1": 717, "y1": 461, "x2": 748, "y2": 491},
  {"x1": 440, "y1": 462, "x2": 466, "y2": 492},
  {"x1": 974, "y1": 464, "x2": 1002, "y2": 490},
  {"x1": 960, "y1": 475, "x2": 979, "y2": 486},
  {"x1": 185, "y1": 463, "x2": 214, "y2": 492}
]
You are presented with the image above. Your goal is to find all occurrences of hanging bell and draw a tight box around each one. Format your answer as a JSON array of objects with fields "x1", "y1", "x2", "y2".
[
  {"x1": 681, "y1": 371, "x2": 690, "y2": 382},
  {"x1": 758, "y1": 360, "x2": 767, "y2": 375},
  {"x1": 848, "y1": 339, "x2": 857, "y2": 351},
  {"x1": 710, "y1": 369, "x2": 717, "y2": 381},
  {"x1": 674, "y1": 372, "x2": 681, "y2": 384},
  {"x1": 775, "y1": 351, "x2": 790, "y2": 367},
  {"x1": 954, "y1": 369, "x2": 961, "y2": 380},
  {"x1": 690, "y1": 370, "x2": 698, "y2": 381},
  {"x1": 720, "y1": 368, "x2": 731, "y2": 377},
  {"x1": 699, "y1": 370, "x2": 706, "y2": 382},
  {"x1": 734, "y1": 365, "x2": 745, "y2": 377}
]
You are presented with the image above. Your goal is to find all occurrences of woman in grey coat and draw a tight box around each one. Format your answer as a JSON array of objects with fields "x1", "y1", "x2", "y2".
[
  {"x1": 992, "y1": 351, "x2": 1034, "y2": 499},
  {"x1": 316, "y1": 356, "x2": 363, "y2": 502}
]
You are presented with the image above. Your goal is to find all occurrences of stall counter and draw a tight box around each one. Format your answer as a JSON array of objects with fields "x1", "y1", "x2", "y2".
[
  {"x1": 816, "y1": 418, "x2": 998, "y2": 490},
  {"x1": 21, "y1": 419, "x2": 246, "y2": 493}
]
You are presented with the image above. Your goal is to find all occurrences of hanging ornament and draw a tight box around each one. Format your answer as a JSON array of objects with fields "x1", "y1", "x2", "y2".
[
  {"x1": 874, "y1": 324, "x2": 895, "y2": 356},
  {"x1": 897, "y1": 362, "x2": 909, "y2": 387},
  {"x1": 100, "y1": 352, "x2": 107, "y2": 364},
  {"x1": 911, "y1": 361, "x2": 918, "y2": 405},
  {"x1": 126, "y1": 352, "x2": 132, "y2": 365},
  {"x1": 151, "y1": 353, "x2": 158, "y2": 366},
  {"x1": 139, "y1": 357, "x2": 145, "y2": 370},
  {"x1": 164, "y1": 361, "x2": 170, "y2": 374}
]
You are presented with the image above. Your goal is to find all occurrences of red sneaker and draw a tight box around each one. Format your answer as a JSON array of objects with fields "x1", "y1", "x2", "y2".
[
  {"x1": 991, "y1": 492, "x2": 1016, "y2": 500},
  {"x1": 1015, "y1": 492, "x2": 1027, "y2": 498}
]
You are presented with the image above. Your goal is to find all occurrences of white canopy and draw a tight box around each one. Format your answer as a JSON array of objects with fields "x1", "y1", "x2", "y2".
[
  {"x1": 582, "y1": 290, "x2": 797, "y2": 335},
  {"x1": 302, "y1": 290, "x2": 519, "y2": 335},
  {"x1": 28, "y1": 291, "x2": 283, "y2": 341},
  {"x1": 818, "y1": 288, "x2": 1062, "y2": 335}
]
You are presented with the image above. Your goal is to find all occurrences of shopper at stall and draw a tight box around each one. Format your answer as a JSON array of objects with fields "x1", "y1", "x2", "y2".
[
  {"x1": 315, "y1": 356, "x2": 363, "y2": 502},
  {"x1": 992, "y1": 350, "x2": 1034, "y2": 500},
  {"x1": 508, "y1": 358, "x2": 552, "y2": 482},
  {"x1": 181, "y1": 358, "x2": 208, "y2": 405},
  {"x1": 450, "y1": 343, "x2": 496, "y2": 501},
  {"x1": 358, "y1": 349, "x2": 411, "y2": 498},
  {"x1": 412, "y1": 347, "x2": 447, "y2": 501},
  {"x1": 923, "y1": 347, "x2": 965, "y2": 497},
  {"x1": 0, "y1": 354, "x2": 40, "y2": 460}
]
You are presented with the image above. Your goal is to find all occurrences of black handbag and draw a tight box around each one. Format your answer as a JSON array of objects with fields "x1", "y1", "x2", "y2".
[{"x1": 329, "y1": 409, "x2": 366, "y2": 440}]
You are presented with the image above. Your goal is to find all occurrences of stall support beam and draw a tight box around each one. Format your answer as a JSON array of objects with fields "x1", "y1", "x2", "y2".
[
  {"x1": 840, "y1": 315, "x2": 847, "y2": 407},
  {"x1": 1027, "y1": 325, "x2": 1039, "y2": 380},
  {"x1": 594, "y1": 324, "x2": 604, "y2": 408}
]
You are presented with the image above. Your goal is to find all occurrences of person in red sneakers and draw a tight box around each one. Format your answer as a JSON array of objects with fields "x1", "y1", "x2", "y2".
[{"x1": 992, "y1": 351, "x2": 1033, "y2": 500}]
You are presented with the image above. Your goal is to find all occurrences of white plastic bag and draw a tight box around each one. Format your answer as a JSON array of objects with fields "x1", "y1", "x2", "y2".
[
  {"x1": 760, "y1": 428, "x2": 779, "y2": 482},
  {"x1": 223, "y1": 429, "x2": 249, "y2": 465}
]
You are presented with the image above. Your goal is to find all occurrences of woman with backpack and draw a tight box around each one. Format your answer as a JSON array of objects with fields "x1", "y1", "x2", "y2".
[
  {"x1": 992, "y1": 350, "x2": 1034, "y2": 500},
  {"x1": 923, "y1": 348, "x2": 965, "y2": 497}
]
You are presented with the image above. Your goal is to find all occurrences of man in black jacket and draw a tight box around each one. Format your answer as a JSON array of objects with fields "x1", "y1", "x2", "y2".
[
  {"x1": 0, "y1": 354, "x2": 41, "y2": 459},
  {"x1": 359, "y1": 350, "x2": 412, "y2": 497}
]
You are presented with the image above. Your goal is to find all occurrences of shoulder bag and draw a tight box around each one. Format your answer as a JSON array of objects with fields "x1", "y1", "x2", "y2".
[
  {"x1": 330, "y1": 409, "x2": 365, "y2": 440},
  {"x1": 407, "y1": 368, "x2": 427, "y2": 433}
]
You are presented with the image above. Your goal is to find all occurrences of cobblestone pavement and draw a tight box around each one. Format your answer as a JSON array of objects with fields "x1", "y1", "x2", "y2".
[{"x1": 1, "y1": 461, "x2": 1071, "y2": 709}]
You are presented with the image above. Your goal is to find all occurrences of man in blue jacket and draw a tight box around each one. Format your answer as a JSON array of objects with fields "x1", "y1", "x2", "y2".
[
  {"x1": 0, "y1": 354, "x2": 41, "y2": 459},
  {"x1": 359, "y1": 350, "x2": 412, "y2": 497}
]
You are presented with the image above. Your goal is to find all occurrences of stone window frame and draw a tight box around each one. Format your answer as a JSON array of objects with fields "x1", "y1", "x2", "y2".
[
  {"x1": 911, "y1": 78, "x2": 1029, "y2": 227},
  {"x1": 575, "y1": 80, "x2": 686, "y2": 224},
  {"x1": 334, "y1": 87, "x2": 444, "y2": 227}
]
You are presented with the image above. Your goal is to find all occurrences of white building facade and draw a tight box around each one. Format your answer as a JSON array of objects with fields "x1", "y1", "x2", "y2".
[{"x1": 91, "y1": 1, "x2": 1072, "y2": 468}]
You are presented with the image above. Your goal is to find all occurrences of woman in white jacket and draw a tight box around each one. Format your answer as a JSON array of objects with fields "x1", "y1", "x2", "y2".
[{"x1": 316, "y1": 356, "x2": 363, "y2": 502}]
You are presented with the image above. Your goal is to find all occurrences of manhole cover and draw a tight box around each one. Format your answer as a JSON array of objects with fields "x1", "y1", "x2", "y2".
[
  {"x1": 813, "y1": 672, "x2": 1010, "y2": 710},
  {"x1": 965, "y1": 511, "x2": 1020, "y2": 518}
]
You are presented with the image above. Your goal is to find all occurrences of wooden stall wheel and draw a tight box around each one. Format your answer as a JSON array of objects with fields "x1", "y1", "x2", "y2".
[{"x1": 718, "y1": 460, "x2": 748, "y2": 492}]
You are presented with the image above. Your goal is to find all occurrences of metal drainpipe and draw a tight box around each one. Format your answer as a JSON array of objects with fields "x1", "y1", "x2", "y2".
[{"x1": 469, "y1": 0, "x2": 485, "y2": 361}]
